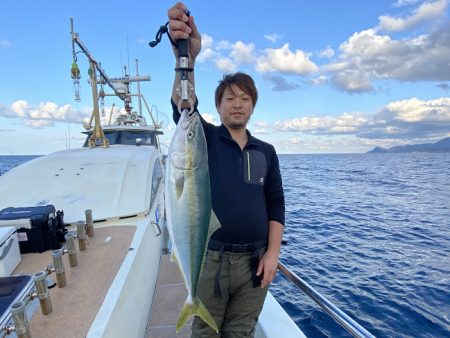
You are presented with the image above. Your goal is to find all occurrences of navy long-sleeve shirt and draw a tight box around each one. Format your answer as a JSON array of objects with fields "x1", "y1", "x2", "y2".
[{"x1": 172, "y1": 100, "x2": 285, "y2": 244}]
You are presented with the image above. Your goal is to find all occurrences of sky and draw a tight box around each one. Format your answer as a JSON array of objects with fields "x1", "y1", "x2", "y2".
[{"x1": 0, "y1": 0, "x2": 449, "y2": 154}]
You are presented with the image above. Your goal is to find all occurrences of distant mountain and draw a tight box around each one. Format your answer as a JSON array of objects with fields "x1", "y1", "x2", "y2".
[{"x1": 367, "y1": 137, "x2": 450, "y2": 153}]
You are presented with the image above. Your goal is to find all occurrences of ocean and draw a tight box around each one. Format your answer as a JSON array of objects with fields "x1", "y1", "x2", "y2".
[{"x1": 1, "y1": 153, "x2": 449, "y2": 337}]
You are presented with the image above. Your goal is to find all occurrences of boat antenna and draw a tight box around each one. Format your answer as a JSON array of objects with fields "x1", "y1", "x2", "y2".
[
  {"x1": 127, "y1": 35, "x2": 130, "y2": 80},
  {"x1": 136, "y1": 59, "x2": 143, "y2": 116},
  {"x1": 120, "y1": 51, "x2": 123, "y2": 77}
]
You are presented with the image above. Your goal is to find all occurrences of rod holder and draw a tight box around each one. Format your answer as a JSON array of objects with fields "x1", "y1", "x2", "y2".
[
  {"x1": 85, "y1": 209, "x2": 94, "y2": 237},
  {"x1": 77, "y1": 221, "x2": 87, "y2": 251},
  {"x1": 65, "y1": 233, "x2": 78, "y2": 267},
  {"x1": 34, "y1": 271, "x2": 53, "y2": 315},
  {"x1": 52, "y1": 249, "x2": 67, "y2": 288},
  {"x1": 10, "y1": 300, "x2": 31, "y2": 338}
]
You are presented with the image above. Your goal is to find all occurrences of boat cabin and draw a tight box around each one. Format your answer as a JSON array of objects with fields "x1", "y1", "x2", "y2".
[{"x1": 82, "y1": 126, "x2": 163, "y2": 148}]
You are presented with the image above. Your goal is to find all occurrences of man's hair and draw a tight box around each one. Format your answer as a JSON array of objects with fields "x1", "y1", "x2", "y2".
[{"x1": 215, "y1": 72, "x2": 258, "y2": 108}]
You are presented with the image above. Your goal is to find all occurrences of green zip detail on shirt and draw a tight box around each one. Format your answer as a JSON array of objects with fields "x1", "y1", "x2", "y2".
[{"x1": 247, "y1": 151, "x2": 251, "y2": 181}]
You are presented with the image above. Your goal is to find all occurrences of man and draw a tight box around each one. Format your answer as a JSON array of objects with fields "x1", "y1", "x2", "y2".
[{"x1": 168, "y1": 3, "x2": 285, "y2": 337}]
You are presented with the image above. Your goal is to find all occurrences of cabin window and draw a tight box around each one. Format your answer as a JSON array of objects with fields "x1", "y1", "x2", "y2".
[{"x1": 83, "y1": 130, "x2": 157, "y2": 147}]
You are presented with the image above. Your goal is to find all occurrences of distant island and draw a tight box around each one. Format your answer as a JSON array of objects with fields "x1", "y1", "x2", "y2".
[{"x1": 367, "y1": 137, "x2": 450, "y2": 153}]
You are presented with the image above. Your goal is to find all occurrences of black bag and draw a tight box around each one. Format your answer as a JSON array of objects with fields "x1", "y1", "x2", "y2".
[{"x1": 0, "y1": 205, "x2": 66, "y2": 253}]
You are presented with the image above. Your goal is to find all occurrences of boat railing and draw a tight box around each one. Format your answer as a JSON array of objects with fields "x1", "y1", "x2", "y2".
[{"x1": 277, "y1": 261, "x2": 375, "y2": 338}]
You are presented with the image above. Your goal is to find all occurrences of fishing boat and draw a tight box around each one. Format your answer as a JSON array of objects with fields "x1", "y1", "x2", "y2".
[
  {"x1": 0, "y1": 20, "x2": 374, "y2": 338},
  {"x1": 0, "y1": 19, "x2": 167, "y2": 338}
]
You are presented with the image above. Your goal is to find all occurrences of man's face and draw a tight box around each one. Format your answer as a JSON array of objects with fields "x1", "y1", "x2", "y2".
[{"x1": 217, "y1": 85, "x2": 253, "y2": 130}]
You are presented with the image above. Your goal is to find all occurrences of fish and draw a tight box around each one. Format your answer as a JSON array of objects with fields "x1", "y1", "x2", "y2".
[{"x1": 165, "y1": 109, "x2": 220, "y2": 333}]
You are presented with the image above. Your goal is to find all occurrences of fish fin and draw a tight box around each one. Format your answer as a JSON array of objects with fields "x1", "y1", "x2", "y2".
[
  {"x1": 208, "y1": 210, "x2": 221, "y2": 238},
  {"x1": 175, "y1": 175, "x2": 184, "y2": 199},
  {"x1": 176, "y1": 297, "x2": 219, "y2": 333}
]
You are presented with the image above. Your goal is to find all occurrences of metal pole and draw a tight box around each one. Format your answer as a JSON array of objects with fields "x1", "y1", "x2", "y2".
[
  {"x1": 135, "y1": 59, "x2": 143, "y2": 116},
  {"x1": 33, "y1": 271, "x2": 53, "y2": 315},
  {"x1": 277, "y1": 261, "x2": 375, "y2": 338},
  {"x1": 77, "y1": 221, "x2": 87, "y2": 251},
  {"x1": 88, "y1": 60, "x2": 108, "y2": 148},
  {"x1": 10, "y1": 301, "x2": 31, "y2": 338},
  {"x1": 52, "y1": 249, "x2": 67, "y2": 288},
  {"x1": 85, "y1": 209, "x2": 94, "y2": 237},
  {"x1": 65, "y1": 233, "x2": 78, "y2": 267}
]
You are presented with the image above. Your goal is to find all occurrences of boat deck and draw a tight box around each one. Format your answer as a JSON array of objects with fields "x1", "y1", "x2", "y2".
[
  {"x1": 145, "y1": 254, "x2": 191, "y2": 337},
  {"x1": 12, "y1": 226, "x2": 135, "y2": 337}
]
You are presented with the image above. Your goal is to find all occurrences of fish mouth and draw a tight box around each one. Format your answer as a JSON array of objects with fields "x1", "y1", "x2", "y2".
[{"x1": 180, "y1": 113, "x2": 198, "y2": 129}]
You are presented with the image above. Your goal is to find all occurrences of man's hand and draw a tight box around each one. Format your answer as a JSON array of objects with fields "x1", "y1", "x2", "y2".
[
  {"x1": 257, "y1": 220, "x2": 283, "y2": 288},
  {"x1": 167, "y1": 2, "x2": 201, "y2": 61},
  {"x1": 256, "y1": 250, "x2": 279, "y2": 288}
]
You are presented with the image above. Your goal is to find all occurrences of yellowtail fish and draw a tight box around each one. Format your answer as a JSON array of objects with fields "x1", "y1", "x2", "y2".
[{"x1": 165, "y1": 109, "x2": 220, "y2": 333}]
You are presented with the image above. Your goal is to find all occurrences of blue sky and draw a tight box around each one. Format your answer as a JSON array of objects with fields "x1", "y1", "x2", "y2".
[{"x1": 1, "y1": 0, "x2": 449, "y2": 154}]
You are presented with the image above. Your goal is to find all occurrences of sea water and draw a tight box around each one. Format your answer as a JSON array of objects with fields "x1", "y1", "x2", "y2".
[
  {"x1": 274, "y1": 153, "x2": 450, "y2": 338},
  {"x1": 1, "y1": 153, "x2": 449, "y2": 337}
]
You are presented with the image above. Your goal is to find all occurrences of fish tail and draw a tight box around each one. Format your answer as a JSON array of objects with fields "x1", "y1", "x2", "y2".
[{"x1": 175, "y1": 297, "x2": 219, "y2": 333}]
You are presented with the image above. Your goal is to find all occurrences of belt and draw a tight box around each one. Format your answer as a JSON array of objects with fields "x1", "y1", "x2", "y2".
[
  {"x1": 208, "y1": 239, "x2": 267, "y2": 253},
  {"x1": 207, "y1": 239, "x2": 267, "y2": 298}
]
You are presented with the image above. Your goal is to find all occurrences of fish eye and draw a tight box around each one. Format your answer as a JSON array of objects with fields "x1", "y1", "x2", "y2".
[{"x1": 187, "y1": 130, "x2": 195, "y2": 139}]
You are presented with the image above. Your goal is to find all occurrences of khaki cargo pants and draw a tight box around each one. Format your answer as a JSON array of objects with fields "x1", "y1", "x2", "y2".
[{"x1": 192, "y1": 248, "x2": 268, "y2": 338}]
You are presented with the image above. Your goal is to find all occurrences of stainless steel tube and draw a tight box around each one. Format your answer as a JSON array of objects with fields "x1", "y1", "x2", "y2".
[
  {"x1": 33, "y1": 271, "x2": 53, "y2": 315},
  {"x1": 77, "y1": 221, "x2": 87, "y2": 251},
  {"x1": 52, "y1": 249, "x2": 67, "y2": 288},
  {"x1": 10, "y1": 300, "x2": 31, "y2": 338},
  {"x1": 278, "y1": 261, "x2": 375, "y2": 338},
  {"x1": 85, "y1": 209, "x2": 94, "y2": 237},
  {"x1": 65, "y1": 233, "x2": 78, "y2": 267}
]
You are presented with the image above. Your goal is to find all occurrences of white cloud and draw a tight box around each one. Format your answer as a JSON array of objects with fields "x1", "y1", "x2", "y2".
[
  {"x1": 230, "y1": 41, "x2": 256, "y2": 64},
  {"x1": 309, "y1": 75, "x2": 328, "y2": 86},
  {"x1": 197, "y1": 35, "x2": 256, "y2": 68},
  {"x1": 24, "y1": 120, "x2": 54, "y2": 128},
  {"x1": 253, "y1": 128, "x2": 271, "y2": 134},
  {"x1": 257, "y1": 97, "x2": 450, "y2": 140},
  {"x1": 331, "y1": 70, "x2": 374, "y2": 93},
  {"x1": 256, "y1": 43, "x2": 318, "y2": 75},
  {"x1": 201, "y1": 113, "x2": 220, "y2": 125},
  {"x1": 0, "y1": 40, "x2": 11, "y2": 47},
  {"x1": 215, "y1": 57, "x2": 236, "y2": 72},
  {"x1": 197, "y1": 34, "x2": 216, "y2": 63},
  {"x1": 200, "y1": 17, "x2": 449, "y2": 94},
  {"x1": 197, "y1": 34, "x2": 219, "y2": 63},
  {"x1": 383, "y1": 97, "x2": 450, "y2": 122},
  {"x1": 0, "y1": 100, "x2": 90, "y2": 128},
  {"x1": 324, "y1": 26, "x2": 450, "y2": 92},
  {"x1": 197, "y1": 47, "x2": 219, "y2": 63},
  {"x1": 264, "y1": 34, "x2": 282, "y2": 43},
  {"x1": 11, "y1": 100, "x2": 29, "y2": 117},
  {"x1": 317, "y1": 45, "x2": 335, "y2": 59},
  {"x1": 202, "y1": 33, "x2": 214, "y2": 49},
  {"x1": 250, "y1": 121, "x2": 271, "y2": 134},
  {"x1": 273, "y1": 112, "x2": 370, "y2": 134},
  {"x1": 379, "y1": 0, "x2": 448, "y2": 31},
  {"x1": 216, "y1": 40, "x2": 232, "y2": 50},
  {"x1": 392, "y1": 0, "x2": 421, "y2": 7}
]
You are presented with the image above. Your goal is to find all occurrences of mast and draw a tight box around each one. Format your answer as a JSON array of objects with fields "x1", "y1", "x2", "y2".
[
  {"x1": 70, "y1": 18, "x2": 159, "y2": 140},
  {"x1": 136, "y1": 59, "x2": 143, "y2": 116},
  {"x1": 70, "y1": 18, "x2": 109, "y2": 148}
]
